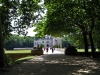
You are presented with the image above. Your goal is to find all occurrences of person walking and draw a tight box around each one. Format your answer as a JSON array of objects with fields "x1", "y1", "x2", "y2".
[
  {"x1": 46, "y1": 44, "x2": 49, "y2": 53},
  {"x1": 51, "y1": 47, "x2": 54, "y2": 53}
]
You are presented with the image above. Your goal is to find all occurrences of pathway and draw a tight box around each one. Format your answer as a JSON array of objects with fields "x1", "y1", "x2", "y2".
[{"x1": 0, "y1": 51, "x2": 100, "y2": 75}]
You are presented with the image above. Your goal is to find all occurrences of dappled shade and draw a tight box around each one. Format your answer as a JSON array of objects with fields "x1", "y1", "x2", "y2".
[{"x1": 1, "y1": 54, "x2": 100, "y2": 75}]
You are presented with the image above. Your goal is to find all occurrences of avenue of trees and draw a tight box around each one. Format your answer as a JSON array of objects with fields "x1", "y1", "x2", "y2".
[
  {"x1": 34, "y1": 0, "x2": 100, "y2": 57},
  {"x1": 1, "y1": 0, "x2": 100, "y2": 68}
]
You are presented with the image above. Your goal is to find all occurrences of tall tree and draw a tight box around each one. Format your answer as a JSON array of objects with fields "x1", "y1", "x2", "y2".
[
  {"x1": 0, "y1": 0, "x2": 43, "y2": 68},
  {"x1": 43, "y1": 0, "x2": 89, "y2": 56},
  {"x1": 0, "y1": 0, "x2": 12, "y2": 67},
  {"x1": 84, "y1": 0, "x2": 100, "y2": 57},
  {"x1": 42, "y1": 0, "x2": 100, "y2": 57}
]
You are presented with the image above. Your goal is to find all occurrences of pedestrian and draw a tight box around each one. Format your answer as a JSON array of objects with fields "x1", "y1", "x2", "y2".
[
  {"x1": 46, "y1": 47, "x2": 48, "y2": 53},
  {"x1": 46, "y1": 44, "x2": 49, "y2": 53},
  {"x1": 44, "y1": 48, "x2": 45, "y2": 51},
  {"x1": 51, "y1": 48, "x2": 54, "y2": 53}
]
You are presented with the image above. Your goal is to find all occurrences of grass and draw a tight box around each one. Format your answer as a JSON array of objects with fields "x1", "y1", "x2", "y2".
[
  {"x1": 5, "y1": 49, "x2": 100, "y2": 54},
  {"x1": 13, "y1": 56, "x2": 34, "y2": 64},
  {"x1": 77, "y1": 49, "x2": 99, "y2": 52},
  {"x1": 5, "y1": 50, "x2": 31, "y2": 54},
  {"x1": 5, "y1": 50, "x2": 34, "y2": 64}
]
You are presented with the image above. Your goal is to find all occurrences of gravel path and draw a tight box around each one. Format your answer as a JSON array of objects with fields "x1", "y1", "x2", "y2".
[{"x1": 0, "y1": 53, "x2": 100, "y2": 75}]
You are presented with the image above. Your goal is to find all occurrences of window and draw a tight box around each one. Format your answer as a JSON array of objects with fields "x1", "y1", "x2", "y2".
[{"x1": 46, "y1": 41, "x2": 49, "y2": 43}]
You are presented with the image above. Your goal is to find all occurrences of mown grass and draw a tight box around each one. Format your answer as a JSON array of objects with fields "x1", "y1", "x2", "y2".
[
  {"x1": 5, "y1": 49, "x2": 99, "y2": 54},
  {"x1": 77, "y1": 49, "x2": 99, "y2": 52},
  {"x1": 5, "y1": 50, "x2": 31, "y2": 54}
]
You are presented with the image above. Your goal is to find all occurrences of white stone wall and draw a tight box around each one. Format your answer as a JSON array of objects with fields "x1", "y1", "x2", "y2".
[
  {"x1": 53, "y1": 37, "x2": 62, "y2": 48},
  {"x1": 34, "y1": 36, "x2": 62, "y2": 48}
]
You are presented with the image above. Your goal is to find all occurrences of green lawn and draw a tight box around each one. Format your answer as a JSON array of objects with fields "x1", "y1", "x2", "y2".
[
  {"x1": 5, "y1": 49, "x2": 99, "y2": 54},
  {"x1": 5, "y1": 50, "x2": 31, "y2": 53},
  {"x1": 77, "y1": 49, "x2": 99, "y2": 52}
]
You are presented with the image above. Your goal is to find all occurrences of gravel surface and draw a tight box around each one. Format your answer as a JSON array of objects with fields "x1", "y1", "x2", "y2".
[{"x1": 0, "y1": 53, "x2": 100, "y2": 75}]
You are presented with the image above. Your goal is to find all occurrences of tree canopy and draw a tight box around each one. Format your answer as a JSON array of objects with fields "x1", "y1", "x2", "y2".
[
  {"x1": 33, "y1": 0, "x2": 100, "y2": 57},
  {"x1": 0, "y1": 0, "x2": 44, "y2": 68}
]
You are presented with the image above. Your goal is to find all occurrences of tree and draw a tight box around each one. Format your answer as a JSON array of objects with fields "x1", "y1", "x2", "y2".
[
  {"x1": 0, "y1": 0, "x2": 13, "y2": 67},
  {"x1": 33, "y1": 19, "x2": 46, "y2": 38},
  {"x1": 4, "y1": 35, "x2": 33, "y2": 50},
  {"x1": 43, "y1": 0, "x2": 100, "y2": 57},
  {"x1": 0, "y1": 0, "x2": 43, "y2": 68},
  {"x1": 62, "y1": 36, "x2": 71, "y2": 48},
  {"x1": 84, "y1": 0, "x2": 100, "y2": 57},
  {"x1": 42, "y1": 0, "x2": 89, "y2": 56},
  {"x1": 34, "y1": 0, "x2": 89, "y2": 54}
]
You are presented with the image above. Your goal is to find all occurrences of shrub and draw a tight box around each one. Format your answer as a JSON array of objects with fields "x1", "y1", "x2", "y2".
[
  {"x1": 5, "y1": 54, "x2": 12, "y2": 66},
  {"x1": 65, "y1": 45, "x2": 78, "y2": 55}
]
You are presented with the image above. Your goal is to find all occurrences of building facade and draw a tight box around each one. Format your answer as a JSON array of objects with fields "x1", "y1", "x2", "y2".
[{"x1": 34, "y1": 35, "x2": 62, "y2": 48}]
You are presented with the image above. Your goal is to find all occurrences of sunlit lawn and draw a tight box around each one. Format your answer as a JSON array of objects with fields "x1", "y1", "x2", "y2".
[
  {"x1": 5, "y1": 49, "x2": 99, "y2": 54},
  {"x1": 5, "y1": 50, "x2": 31, "y2": 53},
  {"x1": 77, "y1": 49, "x2": 99, "y2": 52}
]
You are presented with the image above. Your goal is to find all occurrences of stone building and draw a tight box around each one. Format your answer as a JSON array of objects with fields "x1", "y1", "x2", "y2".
[{"x1": 34, "y1": 35, "x2": 62, "y2": 48}]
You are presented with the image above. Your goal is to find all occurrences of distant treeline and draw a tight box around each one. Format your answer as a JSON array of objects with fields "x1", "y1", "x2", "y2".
[{"x1": 4, "y1": 35, "x2": 34, "y2": 50}]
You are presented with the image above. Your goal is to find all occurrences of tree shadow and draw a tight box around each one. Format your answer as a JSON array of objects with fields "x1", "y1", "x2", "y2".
[{"x1": 1, "y1": 54, "x2": 100, "y2": 75}]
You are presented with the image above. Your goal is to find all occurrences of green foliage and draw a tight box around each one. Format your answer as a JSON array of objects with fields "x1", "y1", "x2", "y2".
[
  {"x1": 4, "y1": 35, "x2": 34, "y2": 50},
  {"x1": 43, "y1": 0, "x2": 100, "y2": 54},
  {"x1": 62, "y1": 36, "x2": 71, "y2": 48},
  {"x1": 5, "y1": 54, "x2": 12, "y2": 65},
  {"x1": 0, "y1": 0, "x2": 43, "y2": 40},
  {"x1": 13, "y1": 0, "x2": 42, "y2": 35},
  {"x1": 40, "y1": 44, "x2": 44, "y2": 48},
  {"x1": 0, "y1": 0, "x2": 43, "y2": 68},
  {"x1": 33, "y1": 18, "x2": 47, "y2": 37},
  {"x1": 13, "y1": 56, "x2": 34, "y2": 64}
]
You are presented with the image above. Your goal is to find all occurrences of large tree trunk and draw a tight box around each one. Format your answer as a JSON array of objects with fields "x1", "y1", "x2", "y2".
[
  {"x1": 82, "y1": 31, "x2": 89, "y2": 56},
  {"x1": 89, "y1": 31, "x2": 95, "y2": 57},
  {"x1": 89, "y1": 17, "x2": 95, "y2": 58},
  {"x1": 0, "y1": 16, "x2": 5, "y2": 68}
]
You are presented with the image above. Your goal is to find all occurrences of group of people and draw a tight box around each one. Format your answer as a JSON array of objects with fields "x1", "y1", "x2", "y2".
[{"x1": 44, "y1": 47, "x2": 54, "y2": 53}]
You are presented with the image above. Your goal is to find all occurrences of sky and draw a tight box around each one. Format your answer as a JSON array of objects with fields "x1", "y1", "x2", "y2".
[
  {"x1": 11, "y1": 27, "x2": 37, "y2": 37},
  {"x1": 11, "y1": 0, "x2": 45, "y2": 37},
  {"x1": 26, "y1": 27, "x2": 37, "y2": 36}
]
